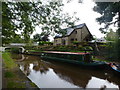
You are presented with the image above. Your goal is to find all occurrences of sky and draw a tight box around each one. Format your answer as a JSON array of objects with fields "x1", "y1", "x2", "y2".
[
  {"x1": 32, "y1": 0, "x2": 116, "y2": 41},
  {"x1": 62, "y1": 0, "x2": 105, "y2": 37}
]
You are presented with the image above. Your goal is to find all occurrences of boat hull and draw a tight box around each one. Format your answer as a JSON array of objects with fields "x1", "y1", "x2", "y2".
[
  {"x1": 41, "y1": 55, "x2": 107, "y2": 69},
  {"x1": 110, "y1": 65, "x2": 120, "y2": 76}
]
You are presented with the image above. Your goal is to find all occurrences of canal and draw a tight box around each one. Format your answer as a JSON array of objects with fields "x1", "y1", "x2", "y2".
[{"x1": 11, "y1": 54, "x2": 120, "y2": 89}]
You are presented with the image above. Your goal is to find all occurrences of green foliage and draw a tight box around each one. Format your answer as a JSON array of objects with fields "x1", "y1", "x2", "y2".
[
  {"x1": 77, "y1": 45, "x2": 84, "y2": 50},
  {"x1": 94, "y1": 2, "x2": 120, "y2": 61},
  {"x1": 72, "y1": 41, "x2": 80, "y2": 45},
  {"x1": 57, "y1": 46, "x2": 69, "y2": 51},
  {"x1": 84, "y1": 46, "x2": 93, "y2": 51},
  {"x1": 7, "y1": 81, "x2": 25, "y2": 88},
  {"x1": 99, "y1": 44, "x2": 108, "y2": 48},
  {"x1": 30, "y1": 82, "x2": 36, "y2": 87},
  {"x1": 33, "y1": 32, "x2": 49, "y2": 42},
  {"x1": 2, "y1": 52, "x2": 17, "y2": 69},
  {"x1": 5, "y1": 71, "x2": 15, "y2": 78},
  {"x1": 114, "y1": 35, "x2": 120, "y2": 61},
  {"x1": 11, "y1": 34, "x2": 24, "y2": 43},
  {"x1": 42, "y1": 45, "x2": 91, "y2": 52},
  {"x1": 39, "y1": 41, "x2": 53, "y2": 45},
  {"x1": 93, "y1": 2, "x2": 120, "y2": 33},
  {"x1": 33, "y1": 34, "x2": 42, "y2": 42},
  {"x1": 105, "y1": 29, "x2": 117, "y2": 41},
  {"x1": 2, "y1": 1, "x2": 79, "y2": 44},
  {"x1": 11, "y1": 48, "x2": 20, "y2": 53}
]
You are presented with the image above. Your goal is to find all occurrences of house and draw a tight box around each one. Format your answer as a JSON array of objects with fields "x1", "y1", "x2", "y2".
[{"x1": 54, "y1": 23, "x2": 93, "y2": 45}]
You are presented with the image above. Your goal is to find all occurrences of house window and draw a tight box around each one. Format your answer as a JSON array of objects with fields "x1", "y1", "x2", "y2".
[
  {"x1": 75, "y1": 38, "x2": 77, "y2": 41},
  {"x1": 71, "y1": 38, "x2": 74, "y2": 41},
  {"x1": 75, "y1": 31, "x2": 77, "y2": 34}
]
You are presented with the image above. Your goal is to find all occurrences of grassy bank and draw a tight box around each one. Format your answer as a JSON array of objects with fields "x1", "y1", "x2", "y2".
[
  {"x1": 2, "y1": 52, "x2": 17, "y2": 69},
  {"x1": 2, "y1": 52, "x2": 38, "y2": 88}
]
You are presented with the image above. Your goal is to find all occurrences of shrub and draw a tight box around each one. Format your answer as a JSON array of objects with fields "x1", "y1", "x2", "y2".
[{"x1": 84, "y1": 46, "x2": 93, "y2": 51}]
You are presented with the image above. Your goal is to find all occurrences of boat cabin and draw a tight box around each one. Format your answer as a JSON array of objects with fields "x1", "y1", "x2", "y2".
[{"x1": 41, "y1": 51, "x2": 92, "y2": 63}]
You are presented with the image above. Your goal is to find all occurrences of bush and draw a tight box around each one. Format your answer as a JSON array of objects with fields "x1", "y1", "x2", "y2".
[
  {"x1": 84, "y1": 46, "x2": 93, "y2": 51},
  {"x1": 78, "y1": 45, "x2": 83, "y2": 50},
  {"x1": 39, "y1": 41, "x2": 53, "y2": 45}
]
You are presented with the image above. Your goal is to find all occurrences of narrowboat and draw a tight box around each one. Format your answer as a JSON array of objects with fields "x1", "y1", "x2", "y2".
[{"x1": 40, "y1": 51, "x2": 107, "y2": 68}]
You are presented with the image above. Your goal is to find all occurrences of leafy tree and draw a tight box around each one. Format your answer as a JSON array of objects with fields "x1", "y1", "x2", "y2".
[
  {"x1": 2, "y1": 1, "x2": 79, "y2": 44},
  {"x1": 93, "y1": 2, "x2": 120, "y2": 34},
  {"x1": 93, "y1": 2, "x2": 120, "y2": 61},
  {"x1": 33, "y1": 34, "x2": 42, "y2": 42},
  {"x1": 2, "y1": 3, "x2": 15, "y2": 44},
  {"x1": 33, "y1": 32, "x2": 49, "y2": 42},
  {"x1": 11, "y1": 34, "x2": 24, "y2": 43},
  {"x1": 105, "y1": 29, "x2": 116, "y2": 41}
]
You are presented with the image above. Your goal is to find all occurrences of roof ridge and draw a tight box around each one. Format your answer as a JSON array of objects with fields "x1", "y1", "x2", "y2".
[{"x1": 64, "y1": 23, "x2": 85, "y2": 30}]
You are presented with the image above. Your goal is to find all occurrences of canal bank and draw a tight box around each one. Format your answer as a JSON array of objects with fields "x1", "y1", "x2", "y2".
[{"x1": 2, "y1": 52, "x2": 38, "y2": 88}]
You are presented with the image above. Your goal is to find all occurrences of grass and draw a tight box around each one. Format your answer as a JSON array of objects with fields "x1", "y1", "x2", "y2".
[
  {"x1": 7, "y1": 81, "x2": 25, "y2": 88},
  {"x1": 2, "y1": 52, "x2": 38, "y2": 88},
  {"x1": 30, "y1": 82, "x2": 37, "y2": 87},
  {"x1": 5, "y1": 71, "x2": 15, "y2": 78},
  {"x1": 2, "y1": 52, "x2": 17, "y2": 69},
  {"x1": 28, "y1": 50, "x2": 42, "y2": 52}
]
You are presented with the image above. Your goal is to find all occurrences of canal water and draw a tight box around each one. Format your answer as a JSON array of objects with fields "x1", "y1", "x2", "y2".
[{"x1": 11, "y1": 54, "x2": 120, "y2": 89}]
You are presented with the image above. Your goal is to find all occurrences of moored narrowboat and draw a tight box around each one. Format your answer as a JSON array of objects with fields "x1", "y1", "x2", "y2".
[{"x1": 40, "y1": 51, "x2": 107, "y2": 68}]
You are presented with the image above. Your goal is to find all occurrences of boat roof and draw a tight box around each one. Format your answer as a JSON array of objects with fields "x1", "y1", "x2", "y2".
[{"x1": 43, "y1": 51, "x2": 90, "y2": 55}]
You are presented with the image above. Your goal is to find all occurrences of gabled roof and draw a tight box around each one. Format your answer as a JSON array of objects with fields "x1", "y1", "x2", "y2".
[
  {"x1": 65, "y1": 23, "x2": 85, "y2": 36},
  {"x1": 54, "y1": 23, "x2": 92, "y2": 39}
]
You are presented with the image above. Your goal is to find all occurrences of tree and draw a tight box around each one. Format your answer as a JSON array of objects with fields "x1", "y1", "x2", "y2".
[
  {"x1": 2, "y1": 3, "x2": 16, "y2": 44},
  {"x1": 93, "y1": 2, "x2": 120, "y2": 34},
  {"x1": 93, "y1": 2, "x2": 120, "y2": 61},
  {"x1": 33, "y1": 32, "x2": 49, "y2": 42},
  {"x1": 105, "y1": 29, "x2": 116, "y2": 41},
  {"x1": 2, "y1": 1, "x2": 79, "y2": 44},
  {"x1": 11, "y1": 34, "x2": 24, "y2": 43},
  {"x1": 33, "y1": 34, "x2": 42, "y2": 42}
]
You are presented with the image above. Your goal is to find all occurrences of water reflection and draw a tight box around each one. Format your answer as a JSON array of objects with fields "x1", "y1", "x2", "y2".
[{"x1": 11, "y1": 54, "x2": 120, "y2": 89}]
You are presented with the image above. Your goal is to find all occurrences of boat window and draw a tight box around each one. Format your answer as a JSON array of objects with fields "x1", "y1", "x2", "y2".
[
  {"x1": 84, "y1": 54, "x2": 91, "y2": 63},
  {"x1": 66, "y1": 54, "x2": 70, "y2": 59},
  {"x1": 58, "y1": 54, "x2": 62, "y2": 58},
  {"x1": 70, "y1": 55, "x2": 79, "y2": 60}
]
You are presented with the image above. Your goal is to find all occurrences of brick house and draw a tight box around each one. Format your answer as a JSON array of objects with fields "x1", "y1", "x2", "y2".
[{"x1": 54, "y1": 23, "x2": 93, "y2": 45}]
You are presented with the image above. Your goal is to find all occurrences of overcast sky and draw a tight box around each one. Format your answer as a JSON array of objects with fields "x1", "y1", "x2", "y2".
[
  {"x1": 63, "y1": 0, "x2": 105, "y2": 37},
  {"x1": 33, "y1": 0, "x2": 115, "y2": 41}
]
